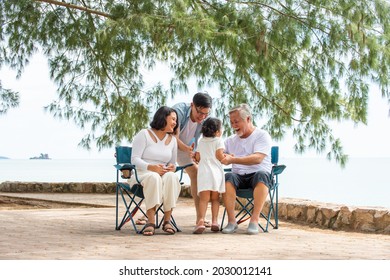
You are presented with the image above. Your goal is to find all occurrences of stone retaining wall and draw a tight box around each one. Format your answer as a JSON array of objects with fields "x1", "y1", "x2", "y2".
[
  {"x1": 0, "y1": 181, "x2": 116, "y2": 194},
  {"x1": 262, "y1": 198, "x2": 390, "y2": 234},
  {"x1": 1, "y1": 181, "x2": 389, "y2": 234}
]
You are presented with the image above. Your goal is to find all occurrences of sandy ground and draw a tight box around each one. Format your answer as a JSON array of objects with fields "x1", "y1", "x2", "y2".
[{"x1": 0, "y1": 193, "x2": 389, "y2": 260}]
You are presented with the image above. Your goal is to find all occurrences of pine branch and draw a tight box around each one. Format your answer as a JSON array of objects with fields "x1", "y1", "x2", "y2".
[
  {"x1": 34, "y1": 0, "x2": 112, "y2": 18},
  {"x1": 234, "y1": 0, "x2": 331, "y2": 35},
  {"x1": 63, "y1": 5, "x2": 115, "y2": 116},
  {"x1": 242, "y1": 68, "x2": 304, "y2": 122},
  {"x1": 208, "y1": 45, "x2": 236, "y2": 94}
]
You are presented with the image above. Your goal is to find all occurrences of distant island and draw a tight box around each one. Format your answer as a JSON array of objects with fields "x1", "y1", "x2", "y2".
[
  {"x1": 30, "y1": 153, "x2": 51, "y2": 160},
  {"x1": 0, "y1": 156, "x2": 10, "y2": 159}
]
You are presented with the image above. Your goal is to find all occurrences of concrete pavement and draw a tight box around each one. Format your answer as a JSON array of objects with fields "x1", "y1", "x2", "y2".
[{"x1": 0, "y1": 192, "x2": 389, "y2": 260}]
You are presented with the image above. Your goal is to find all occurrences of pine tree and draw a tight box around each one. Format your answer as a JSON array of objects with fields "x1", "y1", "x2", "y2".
[{"x1": 1, "y1": 0, "x2": 389, "y2": 166}]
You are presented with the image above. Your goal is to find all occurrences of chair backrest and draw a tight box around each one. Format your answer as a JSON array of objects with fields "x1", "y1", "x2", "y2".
[
  {"x1": 271, "y1": 146, "x2": 279, "y2": 165},
  {"x1": 115, "y1": 146, "x2": 132, "y2": 164}
]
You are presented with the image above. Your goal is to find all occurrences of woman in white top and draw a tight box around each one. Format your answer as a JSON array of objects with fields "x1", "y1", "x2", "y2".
[{"x1": 130, "y1": 106, "x2": 180, "y2": 236}]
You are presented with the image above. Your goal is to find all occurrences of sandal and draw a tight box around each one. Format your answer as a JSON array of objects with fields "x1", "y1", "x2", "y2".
[
  {"x1": 204, "y1": 220, "x2": 211, "y2": 228},
  {"x1": 136, "y1": 216, "x2": 147, "y2": 225},
  {"x1": 162, "y1": 221, "x2": 176, "y2": 235},
  {"x1": 142, "y1": 223, "x2": 155, "y2": 236},
  {"x1": 211, "y1": 224, "x2": 220, "y2": 232},
  {"x1": 193, "y1": 225, "x2": 206, "y2": 234}
]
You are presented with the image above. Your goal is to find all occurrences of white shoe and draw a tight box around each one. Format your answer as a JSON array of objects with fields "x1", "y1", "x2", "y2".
[
  {"x1": 247, "y1": 222, "x2": 259, "y2": 235},
  {"x1": 222, "y1": 223, "x2": 238, "y2": 234}
]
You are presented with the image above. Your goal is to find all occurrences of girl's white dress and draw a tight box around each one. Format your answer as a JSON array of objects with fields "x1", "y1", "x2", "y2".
[{"x1": 197, "y1": 137, "x2": 225, "y2": 194}]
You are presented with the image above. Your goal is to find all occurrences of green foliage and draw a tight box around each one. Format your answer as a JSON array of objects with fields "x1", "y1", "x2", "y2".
[
  {"x1": 1, "y1": 0, "x2": 389, "y2": 165},
  {"x1": 0, "y1": 81, "x2": 19, "y2": 115}
]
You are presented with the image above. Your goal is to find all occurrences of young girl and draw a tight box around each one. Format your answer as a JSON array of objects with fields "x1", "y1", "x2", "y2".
[{"x1": 193, "y1": 117, "x2": 225, "y2": 234}]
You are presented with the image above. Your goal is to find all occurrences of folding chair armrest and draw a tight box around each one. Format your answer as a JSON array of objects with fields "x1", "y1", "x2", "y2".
[
  {"x1": 114, "y1": 163, "x2": 139, "y2": 181},
  {"x1": 114, "y1": 163, "x2": 136, "y2": 171},
  {"x1": 175, "y1": 163, "x2": 194, "y2": 172},
  {"x1": 175, "y1": 163, "x2": 194, "y2": 182},
  {"x1": 272, "y1": 164, "x2": 286, "y2": 175}
]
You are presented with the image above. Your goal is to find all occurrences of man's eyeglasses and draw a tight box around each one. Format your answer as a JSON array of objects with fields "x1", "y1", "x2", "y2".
[{"x1": 195, "y1": 106, "x2": 210, "y2": 117}]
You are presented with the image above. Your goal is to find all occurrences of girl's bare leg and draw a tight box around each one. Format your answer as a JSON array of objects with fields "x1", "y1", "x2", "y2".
[
  {"x1": 210, "y1": 191, "x2": 220, "y2": 225},
  {"x1": 197, "y1": 191, "x2": 211, "y2": 226}
]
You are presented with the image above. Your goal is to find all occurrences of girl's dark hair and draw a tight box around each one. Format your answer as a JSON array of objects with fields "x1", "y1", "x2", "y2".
[
  {"x1": 201, "y1": 117, "x2": 222, "y2": 137},
  {"x1": 150, "y1": 106, "x2": 179, "y2": 134}
]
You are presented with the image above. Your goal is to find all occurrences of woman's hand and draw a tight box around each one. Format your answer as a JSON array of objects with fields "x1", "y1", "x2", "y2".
[
  {"x1": 148, "y1": 163, "x2": 176, "y2": 175},
  {"x1": 165, "y1": 163, "x2": 176, "y2": 172},
  {"x1": 148, "y1": 164, "x2": 170, "y2": 176}
]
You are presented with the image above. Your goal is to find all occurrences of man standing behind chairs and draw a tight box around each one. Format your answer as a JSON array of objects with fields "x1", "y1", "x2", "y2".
[
  {"x1": 220, "y1": 104, "x2": 272, "y2": 235},
  {"x1": 173, "y1": 92, "x2": 213, "y2": 227}
]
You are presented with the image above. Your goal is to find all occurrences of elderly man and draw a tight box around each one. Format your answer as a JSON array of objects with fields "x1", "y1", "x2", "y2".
[{"x1": 220, "y1": 104, "x2": 272, "y2": 235}]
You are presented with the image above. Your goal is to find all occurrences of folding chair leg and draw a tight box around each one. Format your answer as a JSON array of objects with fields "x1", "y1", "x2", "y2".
[
  {"x1": 116, "y1": 186, "x2": 147, "y2": 233},
  {"x1": 221, "y1": 197, "x2": 275, "y2": 233},
  {"x1": 115, "y1": 186, "x2": 120, "y2": 230},
  {"x1": 220, "y1": 208, "x2": 227, "y2": 231},
  {"x1": 275, "y1": 186, "x2": 279, "y2": 229},
  {"x1": 169, "y1": 215, "x2": 181, "y2": 232}
]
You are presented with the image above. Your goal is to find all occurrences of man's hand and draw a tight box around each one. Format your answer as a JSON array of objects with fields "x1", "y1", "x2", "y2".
[
  {"x1": 193, "y1": 151, "x2": 200, "y2": 164},
  {"x1": 184, "y1": 143, "x2": 196, "y2": 162},
  {"x1": 220, "y1": 153, "x2": 234, "y2": 165},
  {"x1": 185, "y1": 142, "x2": 195, "y2": 156}
]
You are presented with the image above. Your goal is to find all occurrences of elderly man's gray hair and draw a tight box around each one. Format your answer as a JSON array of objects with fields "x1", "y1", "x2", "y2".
[{"x1": 228, "y1": 104, "x2": 252, "y2": 121}]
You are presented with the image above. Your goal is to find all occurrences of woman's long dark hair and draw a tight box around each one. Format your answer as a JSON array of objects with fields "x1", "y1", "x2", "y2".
[{"x1": 150, "y1": 106, "x2": 179, "y2": 134}]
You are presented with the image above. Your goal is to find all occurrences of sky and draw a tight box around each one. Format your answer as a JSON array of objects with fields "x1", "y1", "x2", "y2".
[{"x1": 1, "y1": 53, "x2": 390, "y2": 160}]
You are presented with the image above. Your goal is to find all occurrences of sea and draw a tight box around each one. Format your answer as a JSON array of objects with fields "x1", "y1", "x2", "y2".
[{"x1": 0, "y1": 157, "x2": 389, "y2": 209}]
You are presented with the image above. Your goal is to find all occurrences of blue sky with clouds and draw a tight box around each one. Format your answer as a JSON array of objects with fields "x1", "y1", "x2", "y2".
[{"x1": 1, "y1": 53, "x2": 389, "y2": 159}]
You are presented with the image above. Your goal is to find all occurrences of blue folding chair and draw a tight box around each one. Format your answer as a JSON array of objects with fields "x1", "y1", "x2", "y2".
[
  {"x1": 114, "y1": 146, "x2": 192, "y2": 234},
  {"x1": 220, "y1": 146, "x2": 286, "y2": 232}
]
